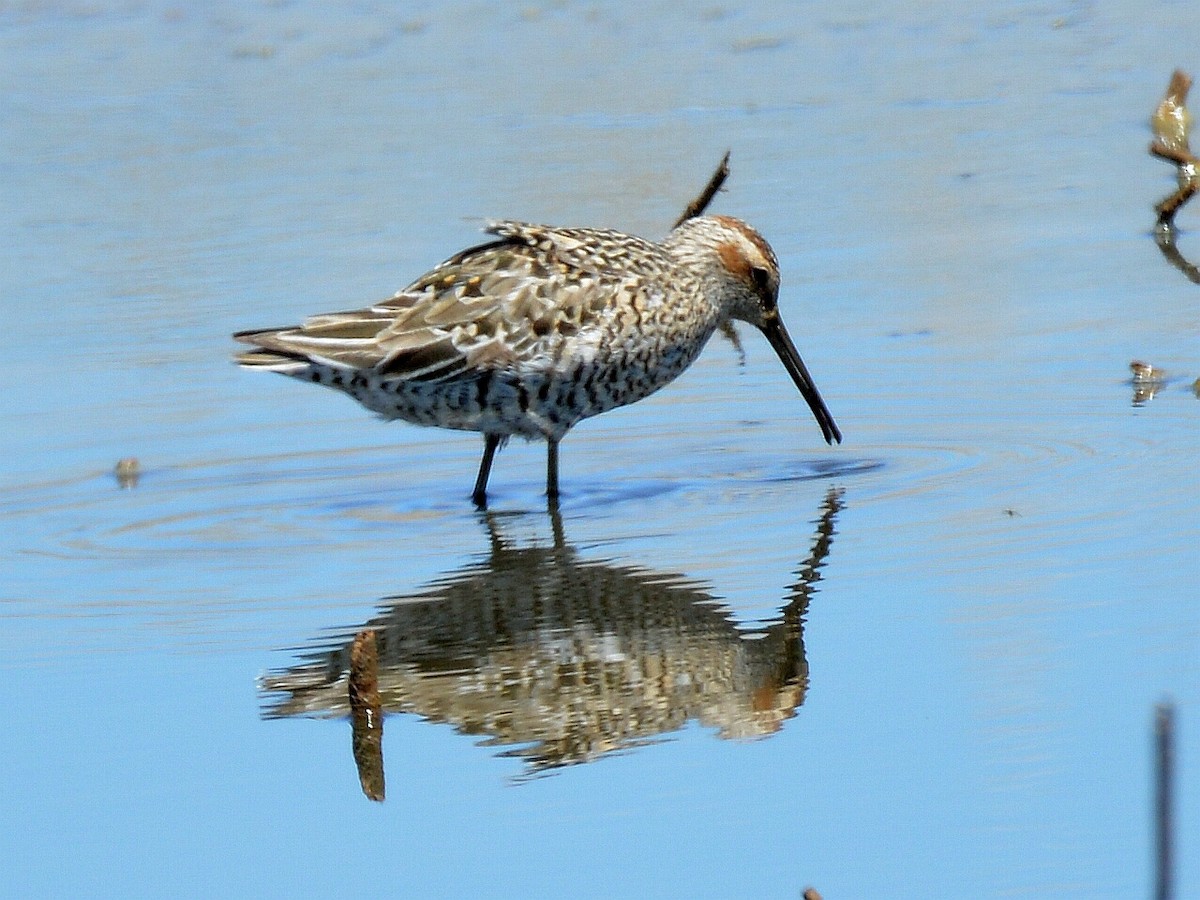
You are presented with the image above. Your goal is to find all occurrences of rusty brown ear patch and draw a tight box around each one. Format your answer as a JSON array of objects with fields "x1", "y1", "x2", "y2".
[
  {"x1": 711, "y1": 215, "x2": 778, "y2": 269},
  {"x1": 717, "y1": 241, "x2": 753, "y2": 281}
]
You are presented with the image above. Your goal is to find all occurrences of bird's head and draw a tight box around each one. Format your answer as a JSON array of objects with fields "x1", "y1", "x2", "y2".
[{"x1": 667, "y1": 215, "x2": 841, "y2": 445}]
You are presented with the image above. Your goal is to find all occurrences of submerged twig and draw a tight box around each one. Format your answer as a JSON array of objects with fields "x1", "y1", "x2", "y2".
[
  {"x1": 1150, "y1": 70, "x2": 1198, "y2": 229},
  {"x1": 673, "y1": 150, "x2": 731, "y2": 228}
]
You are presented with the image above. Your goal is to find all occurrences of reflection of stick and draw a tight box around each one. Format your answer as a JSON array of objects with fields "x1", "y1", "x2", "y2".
[
  {"x1": 673, "y1": 151, "x2": 731, "y2": 228},
  {"x1": 1154, "y1": 702, "x2": 1175, "y2": 900},
  {"x1": 1154, "y1": 228, "x2": 1200, "y2": 284},
  {"x1": 350, "y1": 629, "x2": 385, "y2": 801},
  {"x1": 1150, "y1": 70, "x2": 1198, "y2": 228}
]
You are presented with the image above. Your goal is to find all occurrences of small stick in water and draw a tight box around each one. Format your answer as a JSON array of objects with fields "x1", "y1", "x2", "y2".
[{"x1": 1154, "y1": 701, "x2": 1175, "y2": 900}]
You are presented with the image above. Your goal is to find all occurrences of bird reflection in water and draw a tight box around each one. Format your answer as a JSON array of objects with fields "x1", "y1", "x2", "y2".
[{"x1": 260, "y1": 487, "x2": 844, "y2": 795}]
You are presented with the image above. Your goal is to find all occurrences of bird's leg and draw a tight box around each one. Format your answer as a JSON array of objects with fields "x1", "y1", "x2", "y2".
[
  {"x1": 473, "y1": 435, "x2": 500, "y2": 508},
  {"x1": 545, "y1": 439, "x2": 560, "y2": 502},
  {"x1": 547, "y1": 499, "x2": 565, "y2": 548}
]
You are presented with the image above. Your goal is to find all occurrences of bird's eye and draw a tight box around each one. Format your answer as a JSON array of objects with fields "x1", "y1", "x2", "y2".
[{"x1": 749, "y1": 266, "x2": 774, "y2": 302}]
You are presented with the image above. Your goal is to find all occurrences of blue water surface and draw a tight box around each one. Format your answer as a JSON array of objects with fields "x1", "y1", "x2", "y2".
[{"x1": 2, "y1": 3, "x2": 1198, "y2": 897}]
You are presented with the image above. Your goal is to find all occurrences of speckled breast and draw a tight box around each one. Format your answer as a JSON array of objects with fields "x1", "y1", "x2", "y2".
[{"x1": 333, "y1": 319, "x2": 717, "y2": 442}]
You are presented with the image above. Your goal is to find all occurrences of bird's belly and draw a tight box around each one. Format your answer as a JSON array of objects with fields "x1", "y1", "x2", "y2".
[
  {"x1": 304, "y1": 335, "x2": 708, "y2": 441},
  {"x1": 517, "y1": 340, "x2": 706, "y2": 435}
]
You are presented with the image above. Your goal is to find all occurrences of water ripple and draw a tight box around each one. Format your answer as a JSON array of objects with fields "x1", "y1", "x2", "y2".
[{"x1": 0, "y1": 407, "x2": 1182, "y2": 567}]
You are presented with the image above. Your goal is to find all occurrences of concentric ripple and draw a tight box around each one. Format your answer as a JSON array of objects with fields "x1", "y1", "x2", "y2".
[{"x1": 2, "y1": 398, "x2": 1192, "y2": 574}]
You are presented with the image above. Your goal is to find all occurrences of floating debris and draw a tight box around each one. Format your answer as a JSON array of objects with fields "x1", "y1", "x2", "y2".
[
  {"x1": 730, "y1": 35, "x2": 788, "y2": 54},
  {"x1": 231, "y1": 45, "x2": 274, "y2": 60},
  {"x1": 1152, "y1": 71, "x2": 1194, "y2": 158},
  {"x1": 1130, "y1": 360, "x2": 1169, "y2": 406},
  {"x1": 1130, "y1": 359, "x2": 1167, "y2": 383},
  {"x1": 1150, "y1": 70, "x2": 1199, "y2": 229},
  {"x1": 113, "y1": 457, "x2": 140, "y2": 489}
]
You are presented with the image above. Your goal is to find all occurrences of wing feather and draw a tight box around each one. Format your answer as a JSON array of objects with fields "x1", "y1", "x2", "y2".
[{"x1": 235, "y1": 222, "x2": 667, "y2": 378}]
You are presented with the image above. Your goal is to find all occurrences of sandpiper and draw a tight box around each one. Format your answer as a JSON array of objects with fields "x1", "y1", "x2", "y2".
[{"x1": 234, "y1": 215, "x2": 840, "y2": 506}]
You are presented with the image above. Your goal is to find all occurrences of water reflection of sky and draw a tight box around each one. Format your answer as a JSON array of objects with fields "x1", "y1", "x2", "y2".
[{"x1": 2, "y1": 3, "x2": 1198, "y2": 897}]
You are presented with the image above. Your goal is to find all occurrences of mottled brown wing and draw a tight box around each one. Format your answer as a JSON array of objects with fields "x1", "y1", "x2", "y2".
[{"x1": 239, "y1": 222, "x2": 661, "y2": 381}]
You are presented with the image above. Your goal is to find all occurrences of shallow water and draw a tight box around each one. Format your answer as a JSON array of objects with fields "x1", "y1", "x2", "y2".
[{"x1": 2, "y1": 2, "x2": 1199, "y2": 897}]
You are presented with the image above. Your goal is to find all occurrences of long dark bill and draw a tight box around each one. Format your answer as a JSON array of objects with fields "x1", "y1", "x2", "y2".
[{"x1": 760, "y1": 317, "x2": 842, "y2": 445}]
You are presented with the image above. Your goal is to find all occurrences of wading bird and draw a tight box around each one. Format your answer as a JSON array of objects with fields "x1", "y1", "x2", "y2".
[{"x1": 234, "y1": 213, "x2": 840, "y2": 506}]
